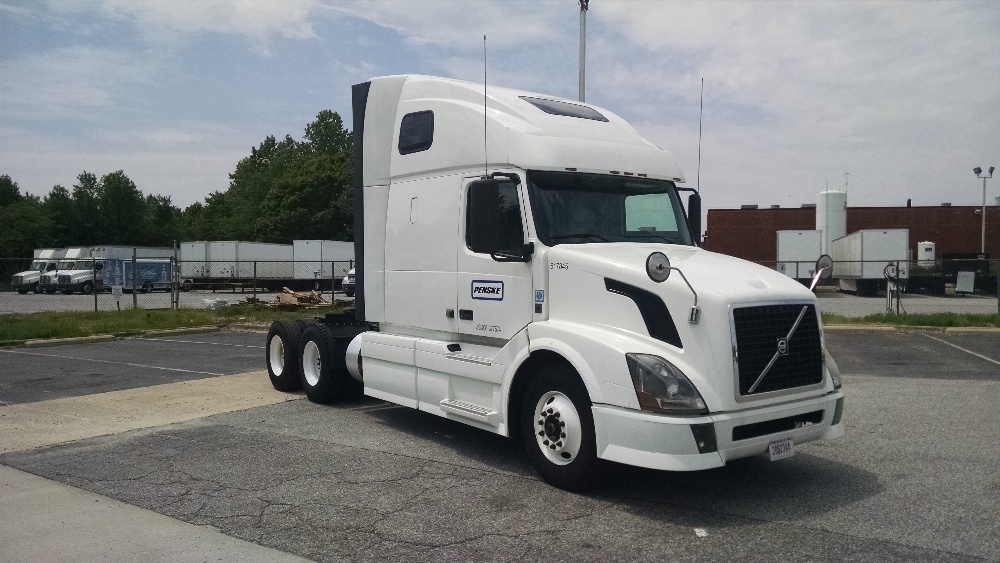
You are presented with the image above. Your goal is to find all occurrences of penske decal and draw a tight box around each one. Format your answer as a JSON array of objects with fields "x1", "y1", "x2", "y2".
[{"x1": 471, "y1": 280, "x2": 504, "y2": 301}]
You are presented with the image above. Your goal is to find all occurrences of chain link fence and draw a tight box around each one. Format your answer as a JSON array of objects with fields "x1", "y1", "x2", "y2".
[
  {"x1": 1, "y1": 258, "x2": 355, "y2": 315},
  {"x1": 3, "y1": 257, "x2": 997, "y2": 318}
]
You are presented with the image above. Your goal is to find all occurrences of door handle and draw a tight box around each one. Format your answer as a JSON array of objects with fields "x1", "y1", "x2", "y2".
[{"x1": 459, "y1": 309, "x2": 473, "y2": 320}]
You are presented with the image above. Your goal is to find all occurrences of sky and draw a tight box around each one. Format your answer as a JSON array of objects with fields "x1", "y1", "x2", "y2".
[{"x1": 2, "y1": 0, "x2": 999, "y2": 214}]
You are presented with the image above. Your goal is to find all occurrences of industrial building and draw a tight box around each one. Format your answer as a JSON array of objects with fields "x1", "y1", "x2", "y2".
[{"x1": 705, "y1": 200, "x2": 1000, "y2": 265}]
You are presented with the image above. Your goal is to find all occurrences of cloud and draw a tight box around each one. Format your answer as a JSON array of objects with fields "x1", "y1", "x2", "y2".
[
  {"x1": 0, "y1": 46, "x2": 153, "y2": 118},
  {"x1": 43, "y1": 0, "x2": 321, "y2": 52},
  {"x1": 322, "y1": 0, "x2": 570, "y2": 50}
]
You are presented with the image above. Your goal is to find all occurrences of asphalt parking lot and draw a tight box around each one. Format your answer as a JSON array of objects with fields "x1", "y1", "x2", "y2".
[{"x1": 1, "y1": 328, "x2": 998, "y2": 561}]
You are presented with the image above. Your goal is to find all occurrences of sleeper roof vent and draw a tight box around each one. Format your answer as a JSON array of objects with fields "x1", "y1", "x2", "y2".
[{"x1": 520, "y1": 96, "x2": 609, "y2": 122}]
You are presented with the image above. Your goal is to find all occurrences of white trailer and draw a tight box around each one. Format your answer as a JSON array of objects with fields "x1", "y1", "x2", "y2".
[
  {"x1": 264, "y1": 75, "x2": 844, "y2": 491},
  {"x1": 831, "y1": 229, "x2": 909, "y2": 296},
  {"x1": 776, "y1": 230, "x2": 823, "y2": 281},
  {"x1": 293, "y1": 240, "x2": 355, "y2": 282},
  {"x1": 180, "y1": 241, "x2": 295, "y2": 290}
]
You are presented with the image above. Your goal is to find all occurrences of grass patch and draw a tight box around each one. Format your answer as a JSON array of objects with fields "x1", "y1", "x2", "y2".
[
  {"x1": 0, "y1": 303, "x2": 353, "y2": 343},
  {"x1": 822, "y1": 312, "x2": 999, "y2": 328}
]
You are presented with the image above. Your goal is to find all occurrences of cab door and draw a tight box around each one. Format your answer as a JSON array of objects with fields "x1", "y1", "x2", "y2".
[{"x1": 456, "y1": 176, "x2": 533, "y2": 341}]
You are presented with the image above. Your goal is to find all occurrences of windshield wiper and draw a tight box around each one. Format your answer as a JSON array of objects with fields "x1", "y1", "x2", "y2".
[
  {"x1": 548, "y1": 233, "x2": 611, "y2": 243},
  {"x1": 628, "y1": 231, "x2": 679, "y2": 244}
]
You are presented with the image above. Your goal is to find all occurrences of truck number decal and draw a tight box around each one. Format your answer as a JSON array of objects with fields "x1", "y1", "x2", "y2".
[
  {"x1": 550, "y1": 262, "x2": 569, "y2": 270},
  {"x1": 471, "y1": 280, "x2": 504, "y2": 301},
  {"x1": 476, "y1": 324, "x2": 502, "y2": 333}
]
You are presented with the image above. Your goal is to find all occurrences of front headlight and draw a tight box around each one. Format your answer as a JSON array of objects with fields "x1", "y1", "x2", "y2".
[{"x1": 625, "y1": 354, "x2": 708, "y2": 415}]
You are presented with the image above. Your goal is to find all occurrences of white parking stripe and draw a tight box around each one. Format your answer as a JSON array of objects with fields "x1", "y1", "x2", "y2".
[
  {"x1": 0, "y1": 349, "x2": 225, "y2": 376},
  {"x1": 138, "y1": 337, "x2": 265, "y2": 349},
  {"x1": 921, "y1": 333, "x2": 1000, "y2": 366}
]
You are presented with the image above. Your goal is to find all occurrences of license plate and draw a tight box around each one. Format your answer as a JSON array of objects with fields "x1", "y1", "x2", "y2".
[{"x1": 768, "y1": 437, "x2": 795, "y2": 461}]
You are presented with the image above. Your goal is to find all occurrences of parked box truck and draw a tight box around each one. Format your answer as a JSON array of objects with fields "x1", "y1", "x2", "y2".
[
  {"x1": 776, "y1": 230, "x2": 823, "y2": 282},
  {"x1": 11, "y1": 248, "x2": 66, "y2": 294},
  {"x1": 103, "y1": 258, "x2": 174, "y2": 292},
  {"x1": 263, "y1": 75, "x2": 844, "y2": 491},
  {"x1": 56, "y1": 247, "x2": 174, "y2": 294},
  {"x1": 830, "y1": 229, "x2": 909, "y2": 296}
]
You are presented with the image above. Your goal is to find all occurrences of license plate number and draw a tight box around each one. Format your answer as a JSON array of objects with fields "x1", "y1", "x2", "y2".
[{"x1": 768, "y1": 437, "x2": 795, "y2": 461}]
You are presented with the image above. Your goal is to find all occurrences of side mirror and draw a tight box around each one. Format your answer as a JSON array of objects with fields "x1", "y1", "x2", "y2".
[
  {"x1": 687, "y1": 192, "x2": 702, "y2": 246},
  {"x1": 467, "y1": 180, "x2": 500, "y2": 255}
]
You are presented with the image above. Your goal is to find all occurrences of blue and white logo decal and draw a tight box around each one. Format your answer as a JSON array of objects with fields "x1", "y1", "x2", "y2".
[
  {"x1": 535, "y1": 290, "x2": 545, "y2": 303},
  {"x1": 471, "y1": 280, "x2": 504, "y2": 301}
]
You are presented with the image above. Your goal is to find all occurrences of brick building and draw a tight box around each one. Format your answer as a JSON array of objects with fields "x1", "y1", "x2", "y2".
[{"x1": 704, "y1": 205, "x2": 1000, "y2": 264}]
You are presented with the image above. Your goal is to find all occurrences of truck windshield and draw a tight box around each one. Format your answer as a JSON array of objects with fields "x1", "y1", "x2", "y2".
[
  {"x1": 56, "y1": 260, "x2": 75, "y2": 269},
  {"x1": 527, "y1": 171, "x2": 693, "y2": 246},
  {"x1": 28, "y1": 261, "x2": 45, "y2": 270}
]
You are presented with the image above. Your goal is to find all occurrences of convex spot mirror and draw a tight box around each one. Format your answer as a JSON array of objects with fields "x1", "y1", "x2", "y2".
[
  {"x1": 646, "y1": 252, "x2": 671, "y2": 282},
  {"x1": 815, "y1": 254, "x2": 833, "y2": 280}
]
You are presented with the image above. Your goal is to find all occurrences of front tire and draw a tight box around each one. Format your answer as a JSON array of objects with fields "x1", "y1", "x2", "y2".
[
  {"x1": 266, "y1": 320, "x2": 302, "y2": 392},
  {"x1": 81, "y1": 281, "x2": 94, "y2": 295},
  {"x1": 521, "y1": 365, "x2": 606, "y2": 492}
]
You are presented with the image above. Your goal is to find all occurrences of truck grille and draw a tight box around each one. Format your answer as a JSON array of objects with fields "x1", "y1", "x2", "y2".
[
  {"x1": 58, "y1": 274, "x2": 71, "y2": 285},
  {"x1": 732, "y1": 304, "x2": 823, "y2": 397},
  {"x1": 12, "y1": 275, "x2": 24, "y2": 285}
]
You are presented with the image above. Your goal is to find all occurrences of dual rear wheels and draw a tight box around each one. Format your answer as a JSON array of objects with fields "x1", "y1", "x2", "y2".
[{"x1": 265, "y1": 319, "x2": 361, "y2": 403}]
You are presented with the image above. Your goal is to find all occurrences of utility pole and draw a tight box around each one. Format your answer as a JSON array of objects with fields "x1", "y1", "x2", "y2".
[
  {"x1": 974, "y1": 166, "x2": 994, "y2": 255},
  {"x1": 579, "y1": 0, "x2": 588, "y2": 102}
]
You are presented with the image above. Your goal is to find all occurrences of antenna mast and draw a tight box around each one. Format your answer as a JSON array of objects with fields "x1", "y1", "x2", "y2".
[
  {"x1": 697, "y1": 77, "x2": 703, "y2": 194},
  {"x1": 579, "y1": 0, "x2": 588, "y2": 102},
  {"x1": 484, "y1": 35, "x2": 488, "y2": 177}
]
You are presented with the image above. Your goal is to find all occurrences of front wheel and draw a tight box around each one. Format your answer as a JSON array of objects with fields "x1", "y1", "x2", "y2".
[
  {"x1": 81, "y1": 281, "x2": 94, "y2": 295},
  {"x1": 520, "y1": 366, "x2": 606, "y2": 492}
]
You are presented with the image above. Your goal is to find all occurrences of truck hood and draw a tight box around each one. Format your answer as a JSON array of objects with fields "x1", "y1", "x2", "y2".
[{"x1": 546, "y1": 243, "x2": 814, "y2": 304}]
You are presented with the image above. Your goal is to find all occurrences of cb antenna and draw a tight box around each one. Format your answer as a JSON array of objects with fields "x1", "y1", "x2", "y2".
[
  {"x1": 483, "y1": 35, "x2": 488, "y2": 178},
  {"x1": 697, "y1": 77, "x2": 703, "y2": 194}
]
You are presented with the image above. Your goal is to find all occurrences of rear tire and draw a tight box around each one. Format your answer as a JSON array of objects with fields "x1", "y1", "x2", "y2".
[
  {"x1": 266, "y1": 320, "x2": 303, "y2": 392},
  {"x1": 520, "y1": 364, "x2": 606, "y2": 492},
  {"x1": 299, "y1": 324, "x2": 359, "y2": 404},
  {"x1": 82, "y1": 281, "x2": 94, "y2": 295}
]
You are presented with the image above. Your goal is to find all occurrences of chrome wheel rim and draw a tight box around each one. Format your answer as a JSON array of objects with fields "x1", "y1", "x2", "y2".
[
  {"x1": 268, "y1": 335, "x2": 285, "y2": 376},
  {"x1": 302, "y1": 340, "x2": 321, "y2": 387},
  {"x1": 533, "y1": 391, "x2": 582, "y2": 465}
]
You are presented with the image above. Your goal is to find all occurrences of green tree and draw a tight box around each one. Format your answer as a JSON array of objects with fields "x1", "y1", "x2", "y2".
[
  {"x1": 0, "y1": 175, "x2": 21, "y2": 207},
  {"x1": 143, "y1": 194, "x2": 181, "y2": 246},
  {"x1": 43, "y1": 184, "x2": 76, "y2": 247},
  {"x1": 72, "y1": 171, "x2": 101, "y2": 245},
  {"x1": 0, "y1": 195, "x2": 54, "y2": 256},
  {"x1": 96, "y1": 170, "x2": 146, "y2": 244}
]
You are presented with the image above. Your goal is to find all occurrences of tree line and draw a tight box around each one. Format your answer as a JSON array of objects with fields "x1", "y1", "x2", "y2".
[{"x1": 0, "y1": 110, "x2": 353, "y2": 258}]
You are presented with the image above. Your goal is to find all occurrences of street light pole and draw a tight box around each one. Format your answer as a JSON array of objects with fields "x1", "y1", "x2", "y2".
[{"x1": 974, "y1": 166, "x2": 994, "y2": 255}]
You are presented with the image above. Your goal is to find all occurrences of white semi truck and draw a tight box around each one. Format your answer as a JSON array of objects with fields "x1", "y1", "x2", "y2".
[
  {"x1": 265, "y1": 75, "x2": 844, "y2": 490},
  {"x1": 11, "y1": 248, "x2": 66, "y2": 294}
]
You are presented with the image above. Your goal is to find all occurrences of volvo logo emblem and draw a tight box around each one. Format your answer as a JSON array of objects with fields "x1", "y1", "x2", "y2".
[{"x1": 776, "y1": 338, "x2": 789, "y2": 356}]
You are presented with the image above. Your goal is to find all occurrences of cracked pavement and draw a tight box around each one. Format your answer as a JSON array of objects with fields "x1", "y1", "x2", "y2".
[{"x1": 1, "y1": 330, "x2": 999, "y2": 561}]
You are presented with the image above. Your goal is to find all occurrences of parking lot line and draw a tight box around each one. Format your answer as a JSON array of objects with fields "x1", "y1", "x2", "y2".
[
  {"x1": 920, "y1": 333, "x2": 1000, "y2": 366},
  {"x1": 0, "y1": 349, "x2": 225, "y2": 376},
  {"x1": 138, "y1": 337, "x2": 265, "y2": 349}
]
